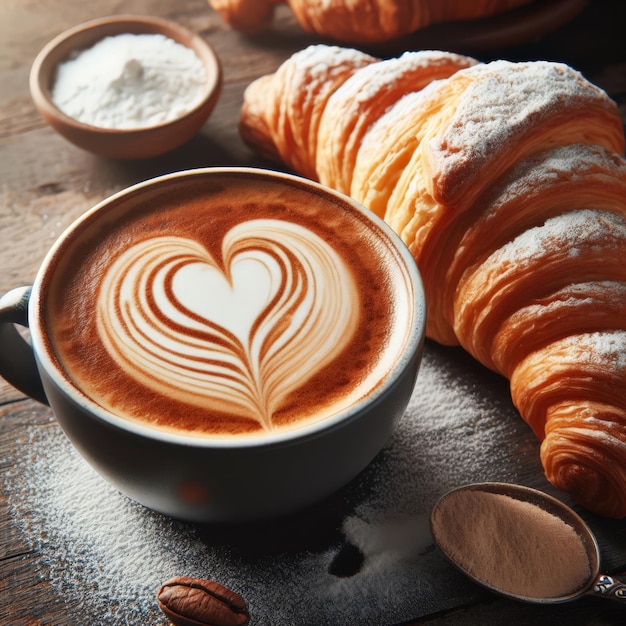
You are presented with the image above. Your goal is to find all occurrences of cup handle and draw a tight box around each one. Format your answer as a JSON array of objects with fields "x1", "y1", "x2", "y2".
[{"x1": 0, "y1": 286, "x2": 48, "y2": 404}]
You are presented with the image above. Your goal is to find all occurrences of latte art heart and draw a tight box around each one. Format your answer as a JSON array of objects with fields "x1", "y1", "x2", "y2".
[{"x1": 96, "y1": 219, "x2": 360, "y2": 431}]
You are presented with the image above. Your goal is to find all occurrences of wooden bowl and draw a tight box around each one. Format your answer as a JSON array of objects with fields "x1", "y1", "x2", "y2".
[{"x1": 29, "y1": 15, "x2": 222, "y2": 159}]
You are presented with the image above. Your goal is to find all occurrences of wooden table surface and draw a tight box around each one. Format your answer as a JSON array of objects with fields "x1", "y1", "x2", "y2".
[{"x1": 2, "y1": 1, "x2": 626, "y2": 624}]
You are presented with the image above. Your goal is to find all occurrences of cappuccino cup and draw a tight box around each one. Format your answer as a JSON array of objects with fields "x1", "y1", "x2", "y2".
[{"x1": 0, "y1": 168, "x2": 426, "y2": 521}]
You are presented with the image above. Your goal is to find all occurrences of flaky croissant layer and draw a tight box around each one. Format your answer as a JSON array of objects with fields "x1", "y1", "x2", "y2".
[
  {"x1": 239, "y1": 45, "x2": 626, "y2": 518},
  {"x1": 208, "y1": 0, "x2": 534, "y2": 43}
]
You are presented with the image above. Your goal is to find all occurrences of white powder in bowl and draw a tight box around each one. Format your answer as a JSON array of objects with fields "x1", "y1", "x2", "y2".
[{"x1": 51, "y1": 33, "x2": 207, "y2": 129}]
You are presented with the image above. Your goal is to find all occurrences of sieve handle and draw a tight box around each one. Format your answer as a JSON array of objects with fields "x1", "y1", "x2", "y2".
[
  {"x1": 0, "y1": 286, "x2": 48, "y2": 404},
  {"x1": 589, "y1": 573, "x2": 626, "y2": 603}
]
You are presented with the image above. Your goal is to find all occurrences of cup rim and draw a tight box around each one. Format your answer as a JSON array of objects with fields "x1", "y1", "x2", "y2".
[{"x1": 29, "y1": 167, "x2": 426, "y2": 448}]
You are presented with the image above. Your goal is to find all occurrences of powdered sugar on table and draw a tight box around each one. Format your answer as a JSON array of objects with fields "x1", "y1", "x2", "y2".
[{"x1": 7, "y1": 343, "x2": 552, "y2": 624}]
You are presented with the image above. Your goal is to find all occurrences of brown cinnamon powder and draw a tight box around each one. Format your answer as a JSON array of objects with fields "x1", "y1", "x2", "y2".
[{"x1": 432, "y1": 489, "x2": 592, "y2": 599}]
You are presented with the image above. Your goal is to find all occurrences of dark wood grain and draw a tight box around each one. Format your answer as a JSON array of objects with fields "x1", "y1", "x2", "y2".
[{"x1": 1, "y1": 1, "x2": 626, "y2": 624}]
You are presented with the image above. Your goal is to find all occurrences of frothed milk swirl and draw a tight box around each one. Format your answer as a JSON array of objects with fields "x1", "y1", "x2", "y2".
[
  {"x1": 97, "y1": 221, "x2": 359, "y2": 431},
  {"x1": 45, "y1": 173, "x2": 414, "y2": 437}
]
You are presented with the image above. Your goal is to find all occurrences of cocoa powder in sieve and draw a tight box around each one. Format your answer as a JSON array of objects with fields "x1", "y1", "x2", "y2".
[{"x1": 431, "y1": 489, "x2": 592, "y2": 599}]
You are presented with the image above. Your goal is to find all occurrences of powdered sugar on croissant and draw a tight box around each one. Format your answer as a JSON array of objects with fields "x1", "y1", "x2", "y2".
[{"x1": 240, "y1": 44, "x2": 626, "y2": 518}]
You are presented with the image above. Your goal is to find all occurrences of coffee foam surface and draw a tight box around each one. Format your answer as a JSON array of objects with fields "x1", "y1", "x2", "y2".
[
  {"x1": 97, "y1": 221, "x2": 360, "y2": 431},
  {"x1": 44, "y1": 174, "x2": 413, "y2": 437}
]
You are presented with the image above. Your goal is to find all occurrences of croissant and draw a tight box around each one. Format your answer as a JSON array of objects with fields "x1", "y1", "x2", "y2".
[
  {"x1": 239, "y1": 44, "x2": 626, "y2": 519},
  {"x1": 208, "y1": 0, "x2": 534, "y2": 43}
]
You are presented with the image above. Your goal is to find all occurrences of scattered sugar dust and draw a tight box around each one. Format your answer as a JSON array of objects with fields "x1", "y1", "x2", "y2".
[{"x1": 6, "y1": 342, "x2": 540, "y2": 625}]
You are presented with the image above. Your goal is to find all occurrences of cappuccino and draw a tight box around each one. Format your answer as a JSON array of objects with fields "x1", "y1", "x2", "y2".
[{"x1": 44, "y1": 171, "x2": 415, "y2": 437}]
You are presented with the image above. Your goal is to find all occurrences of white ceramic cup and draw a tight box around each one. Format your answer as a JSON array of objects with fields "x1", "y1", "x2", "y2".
[{"x1": 0, "y1": 168, "x2": 426, "y2": 522}]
